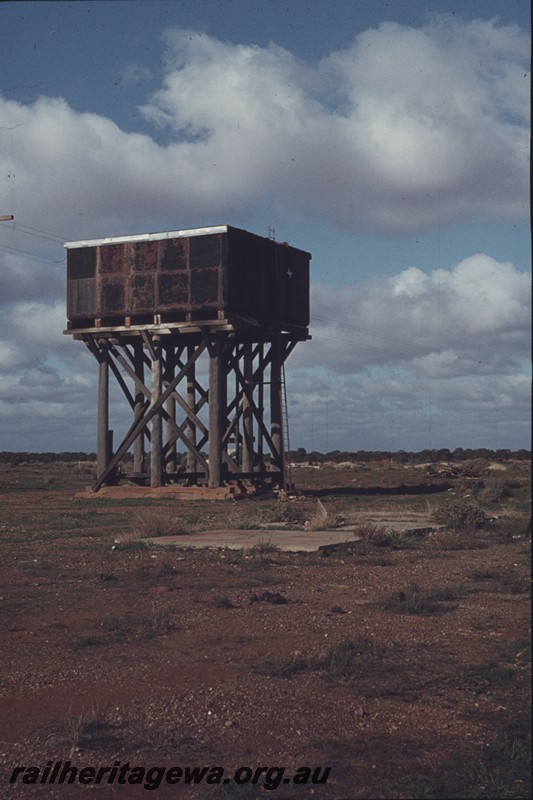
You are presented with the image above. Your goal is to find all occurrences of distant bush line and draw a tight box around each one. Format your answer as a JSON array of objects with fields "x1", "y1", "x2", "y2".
[
  {"x1": 0, "y1": 452, "x2": 98, "y2": 464},
  {"x1": 0, "y1": 448, "x2": 529, "y2": 465},
  {"x1": 288, "y1": 447, "x2": 530, "y2": 464}
]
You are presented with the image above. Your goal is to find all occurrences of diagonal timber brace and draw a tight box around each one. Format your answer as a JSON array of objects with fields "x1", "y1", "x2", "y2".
[{"x1": 81, "y1": 329, "x2": 303, "y2": 491}]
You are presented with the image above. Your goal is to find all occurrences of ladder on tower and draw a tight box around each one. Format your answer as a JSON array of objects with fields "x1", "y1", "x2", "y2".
[{"x1": 281, "y1": 364, "x2": 292, "y2": 490}]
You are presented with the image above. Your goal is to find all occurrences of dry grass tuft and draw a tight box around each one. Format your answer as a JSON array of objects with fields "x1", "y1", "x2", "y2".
[
  {"x1": 48, "y1": 701, "x2": 117, "y2": 756},
  {"x1": 304, "y1": 498, "x2": 344, "y2": 531},
  {"x1": 381, "y1": 582, "x2": 463, "y2": 615},
  {"x1": 355, "y1": 523, "x2": 401, "y2": 547},
  {"x1": 427, "y1": 529, "x2": 487, "y2": 550},
  {"x1": 131, "y1": 508, "x2": 188, "y2": 539}
]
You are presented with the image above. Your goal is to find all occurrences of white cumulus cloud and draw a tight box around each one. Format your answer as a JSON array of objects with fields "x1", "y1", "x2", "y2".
[
  {"x1": 0, "y1": 16, "x2": 529, "y2": 239},
  {"x1": 301, "y1": 254, "x2": 530, "y2": 377},
  {"x1": 0, "y1": 14, "x2": 529, "y2": 452}
]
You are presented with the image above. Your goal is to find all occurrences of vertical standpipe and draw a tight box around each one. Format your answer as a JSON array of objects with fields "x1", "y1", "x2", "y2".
[
  {"x1": 208, "y1": 338, "x2": 223, "y2": 488},
  {"x1": 270, "y1": 334, "x2": 285, "y2": 488},
  {"x1": 242, "y1": 342, "x2": 254, "y2": 474},
  {"x1": 150, "y1": 336, "x2": 163, "y2": 488},
  {"x1": 97, "y1": 341, "x2": 110, "y2": 479}
]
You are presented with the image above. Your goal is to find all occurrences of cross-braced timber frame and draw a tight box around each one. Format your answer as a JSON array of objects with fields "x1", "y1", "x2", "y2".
[{"x1": 74, "y1": 322, "x2": 306, "y2": 492}]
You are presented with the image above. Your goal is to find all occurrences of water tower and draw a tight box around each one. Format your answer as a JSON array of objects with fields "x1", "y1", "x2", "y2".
[{"x1": 64, "y1": 225, "x2": 311, "y2": 493}]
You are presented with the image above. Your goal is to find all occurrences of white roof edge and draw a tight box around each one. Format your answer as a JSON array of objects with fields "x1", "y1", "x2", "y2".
[{"x1": 64, "y1": 225, "x2": 229, "y2": 249}]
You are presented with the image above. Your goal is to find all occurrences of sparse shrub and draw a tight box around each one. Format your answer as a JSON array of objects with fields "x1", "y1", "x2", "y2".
[
  {"x1": 221, "y1": 548, "x2": 245, "y2": 565},
  {"x1": 113, "y1": 534, "x2": 147, "y2": 553},
  {"x1": 432, "y1": 499, "x2": 488, "y2": 531},
  {"x1": 248, "y1": 541, "x2": 281, "y2": 556},
  {"x1": 131, "y1": 508, "x2": 187, "y2": 538},
  {"x1": 59, "y1": 702, "x2": 110, "y2": 752},
  {"x1": 461, "y1": 458, "x2": 491, "y2": 476},
  {"x1": 315, "y1": 637, "x2": 385, "y2": 682},
  {"x1": 102, "y1": 615, "x2": 134, "y2": 643},
  {"x1": 98, "y1": 606, "x2": 176, "y2": 642},
  {"x1": 148, "y1": 602, "x2": 173, "y2": 634},
  {"x1": 250, "y1": 590, "x2": 288, "y2": 605},
  {"x1": 430, "y1": 585, "x2": 465, "y2": 601},
  {"x1": 363, "y1": 555, "x2": 395, "y2": 566},
  {"x1": 498, "y1": 570, "x2": 530, "y2": 595},
  {"x1": 469, "y1": 568, "x2": 529, "y2": 594},
  {"x1": 499, "y1": 637, "x2": 531, "y2": 665},
  {"x1": 213, "y1": 595, "x2": 236, "y2": 609},
  {"x1": 471, "y1": 569, "x2": 499, "y2": 582},
  {"x1": 220, "y1": 504, "x2": 270, "y2": 530},
  {"x1": 463, "y1": 660, "x2": 515, "y2": 690},
  {"x1": 428, "y1": 529, "x2": 487, "y2": 550},
  {"x1": 220, "y1": 501, "x2": 307, "y2": 531},
  {"x1": 383, "y1": 583, "x2": 440, "y2": 615},
  {"x1": 489, "y1": 514, "x2": 530, "y2": 541},
  {"x1": 257, "y1": 637, "x2": 388, "y2": 683},
  {"x1": 276, "y1": 503, "x2": 309, "y2": 526},
  {"x1": 478, "y1": 477, "x2": 513, "y2": 504},
  {"x1": 319, "y1": 540, "x2": 362, "y2": 558},
  {"x1": 356, "y1": 523, "x2": 401, "y2": 548},
  {"x1": 305, "y1": 499, "x2": 329, "y2": 531},
  {"x1": 257, "y1": 653, "x2": 310, "y2": 678},
  {"x1": 73, "y1": 635, "x2": 105, "y2": 649},
  {"x1": 246, "y1": 541, "x2": 282, "y2": 567},
  {"x1": 98, "y1": 572, "x2": 118, "y2": 582},
  {"x1": 459, "y1": 473, "x2": 528, "y2": 506},
  {"x1": 382, "y1": 582, "x2": 462, "y2": 615},
  {"x1": 155, "y1": 556, "x2": 181, "y2": 577},
  {"x1": 354, "y1": 524, "x2": 426, "y2": 550},
  {"x1": 132, "y1": 551, "x2": 152, "y2": 579},
  {"x1": 303, "y1": 498, "x2": 345, "y2": 531}
]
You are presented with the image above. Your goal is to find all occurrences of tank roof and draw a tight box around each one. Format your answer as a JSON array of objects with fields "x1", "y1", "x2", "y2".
[{"x1": 65, "y1": 225, "x2": 229, "y2": 249}]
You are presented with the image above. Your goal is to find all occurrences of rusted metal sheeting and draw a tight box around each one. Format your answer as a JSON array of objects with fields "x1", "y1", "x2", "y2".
[{"x1": 66, "y1": 226, "x2": 310, "y2": 329}]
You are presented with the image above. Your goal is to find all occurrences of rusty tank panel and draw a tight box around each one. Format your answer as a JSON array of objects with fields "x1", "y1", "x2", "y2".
[
  {"x1": 65, "y1": 225, "x2": 310, "y2": 330},
  {"x1": 160, "y1": 238, "x2": 188, "y2": 271}
]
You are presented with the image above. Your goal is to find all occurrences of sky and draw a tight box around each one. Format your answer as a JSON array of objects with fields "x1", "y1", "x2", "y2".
[{"x1": 0, "y1": 0, "x2": 530, "y2": 454}]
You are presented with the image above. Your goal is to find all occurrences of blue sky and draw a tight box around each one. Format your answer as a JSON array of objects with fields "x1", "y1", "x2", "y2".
[{"x1": 0, "y1": 0, "x2": 530, "y2": 453}]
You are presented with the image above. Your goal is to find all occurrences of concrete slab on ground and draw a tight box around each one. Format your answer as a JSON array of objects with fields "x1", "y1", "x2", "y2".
[
  {"x1": 145, "y1": 528, "x2": 359, "y2": 553},
  {"x1": 144, "y1": 514, "x2": 437, "y2": 553}
]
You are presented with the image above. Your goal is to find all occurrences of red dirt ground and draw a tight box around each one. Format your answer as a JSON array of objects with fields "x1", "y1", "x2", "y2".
[{"x1": 0, "y1": 462, "x2": 530, "y2": 799}]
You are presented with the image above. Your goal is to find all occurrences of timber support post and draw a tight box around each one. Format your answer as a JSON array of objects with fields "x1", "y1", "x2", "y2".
[{"x1": 97, "y1": 340, "x2": 110, "y2": 483}]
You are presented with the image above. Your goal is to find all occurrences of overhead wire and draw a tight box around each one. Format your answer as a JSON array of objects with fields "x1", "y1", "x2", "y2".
[
  {"x1": 11, "y1": 224, "x2": 65, "y2": 244},
  {"x1": 0, "y1": 218, "x2": 66, "y2": 265},
  {"x1": 0, "y1": 240, "x2": 65, "y2": 264}
]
